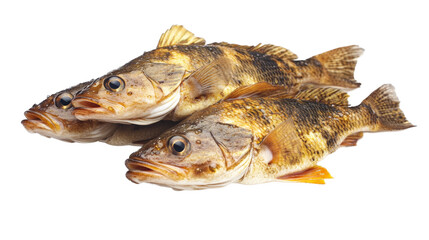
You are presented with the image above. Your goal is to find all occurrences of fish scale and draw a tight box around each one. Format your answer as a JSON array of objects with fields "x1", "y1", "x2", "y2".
[
  {"x1": 71, "y1": 25, "x2": 364, "y2": 125},
  {"x1": 126, "y1": 84, "x2": 413, "y2": 189}
]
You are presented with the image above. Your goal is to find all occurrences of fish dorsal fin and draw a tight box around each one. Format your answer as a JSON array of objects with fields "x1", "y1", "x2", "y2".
[
  {"x1": 157, "y1": 25, "x2": 206, "y2": 48},
  {"x1": 185, "y1": 58, "x2": 232, "y2": 99},
  {"x1": 212, "y1": 42, "x2": 298, "y2": 60},
  {"x1": 340, "y1": 132, "x2": 364, "y2": 147},
  {"x1": 277, "y1": 166, "x2": 333, "y2": 184},
  {"x1": 223, "y1": 82, "x2": 293, "y2": 102},
  {"x1": 223, "y1": 83, "x2": 348, "y2": 107},
  {"x1": 260, "y1": 118, "x2": 303, "y2": 167},
  {"x1": 142, "y1": 62, "x2": 185, "y2": 95},
  {"x1": 294, "y1": 87, "x2": 349, "y2": 106}
]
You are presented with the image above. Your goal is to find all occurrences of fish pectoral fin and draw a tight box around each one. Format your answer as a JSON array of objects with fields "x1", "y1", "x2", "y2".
[
  {"x1": 277, "y1": 166, "x2": 333, "y2": 184},
  {"x1": 185, "y1": 58, "x2": 232, "y2": 99},
  {"x1": 157, "y1": 25, "x2": 206, "y2": 48},
  {"x1": 340, "y1": 132, "x2": 364, "y2": 147},
  {"x1": 294, "y1": 87, "x2": 349, "y2": 106},
  {"x1": 142, "y1": 63, "x2": 185, "y2": 95},
  {"x1": 212, "y1": 42, "x2": 298, "y2": 60},
  {"x1": 223, "y1": 82, "x2": 293, "y2": 102},
  {"x1": 260, "y1": 118, "x2": 303, "y2": 166}
]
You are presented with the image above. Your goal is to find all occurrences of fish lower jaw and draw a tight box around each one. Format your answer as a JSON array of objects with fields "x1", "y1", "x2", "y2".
[
  {"x1": 21, "y1": 119, "x2": 53, "y2": 132},
  {"x1": 126, "y1": 170, "x2": 165, "y2": 184},
  {"x1": 22, "y1": 110, "x2": 60, "y2": 132}
]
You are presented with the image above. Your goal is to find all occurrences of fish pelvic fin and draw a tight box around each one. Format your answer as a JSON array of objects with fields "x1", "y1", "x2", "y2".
[
  {"x1": 306, "y1": 45, "x2": 364, "y2": 90},
  {"x1": 361, "y1": 84, "x2": 415, "y2": 131},
  {"x1": 157, "y1": 25, "x2": 206, "y2": 48},
  {"x1": 277, "y1": 166, "x2": 333, "y2": 184}
]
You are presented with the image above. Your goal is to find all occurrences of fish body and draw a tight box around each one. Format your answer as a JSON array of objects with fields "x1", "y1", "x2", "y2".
[
  {"x1": 126, "y1": 84, "x2": 413, "y2": 190},
  {"x1": 21, "y1": 80, "x2": 176, "y2": 145},
  {"x1": 72, "y1": 25, "x2": 363, "y2": 125}
]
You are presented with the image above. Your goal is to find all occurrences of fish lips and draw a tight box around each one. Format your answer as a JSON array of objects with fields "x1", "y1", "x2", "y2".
[
  {"x1": 22, "y1": 110, "x2": 61, "y2": 133},
  {"x1": 125, "y1": 156, "x2": 188, "y2": 184},
  {"x1": 72, "y1": 97, "x2": 115, "y2": 119}
]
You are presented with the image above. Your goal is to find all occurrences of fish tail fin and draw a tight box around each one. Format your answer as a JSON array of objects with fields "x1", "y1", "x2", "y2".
[
  {"x1": 306, "y1": 45, "x2": 364, "y2": 90},
  {"x1": 361, "y1": 84, "x2": 414, "y2": 131}
]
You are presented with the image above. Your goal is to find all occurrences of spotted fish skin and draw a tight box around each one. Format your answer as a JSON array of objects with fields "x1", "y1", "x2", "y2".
[
  {"x1": 72, "y1": 25, "x2": 363, "y2": 125},
  {"x1": 126, "y1": 84, "x2": 413, "y2": 190},
  {"x1": 139, "y1": 43, "x2": 363, "y2": 120},
  {"x1": 142, "y1": 44, "x2": 299, "y2": 89}
]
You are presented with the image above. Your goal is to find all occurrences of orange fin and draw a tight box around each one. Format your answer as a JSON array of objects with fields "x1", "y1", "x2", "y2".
[
  {"x1": 340, "y1": 132, "x2": 364, "y2": 147},
  {"x1": 185, "y1": 58, "x2": 232, "y2": 99},
  {"x1": 157, "y1": 25, "x2": 205, "y2": 48},
  {"x1": 142, "y1": 63, "x2": 185, "y2": 95},
  {"x1": 277, "y1": 165, "x2": 333, "y2": 184},
  {"x1": 223, "y1": 82, "x2": 293, "y2": 101},
  {"x1": 212, "y1": 42, "x2": 298, "y2": 60}
]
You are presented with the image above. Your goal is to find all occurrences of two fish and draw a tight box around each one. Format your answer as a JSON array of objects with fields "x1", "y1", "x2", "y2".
[
  {"x1": 22, "y1": 25, "x2": 413, "y2": 190},
  {"x1": 21, "y1": 80, "x2": 176, "y2": 145}
]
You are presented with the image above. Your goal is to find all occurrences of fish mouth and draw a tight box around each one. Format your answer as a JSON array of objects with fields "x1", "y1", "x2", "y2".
[
  {"x1": 125, "y1": 156, "x2": 188, "y2": 183},
  {"x1": 22, "y1": 110, "x2": 60, "y2": 132},
  {"x1": 72, "y1": 97, "x2": 114, "y2": 117}
]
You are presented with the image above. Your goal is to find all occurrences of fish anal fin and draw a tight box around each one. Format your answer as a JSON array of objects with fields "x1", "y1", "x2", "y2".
[
  {"x1": 340, "y1": 132, "x2": 364, "y2": 147},
  {"x1": 294, "y1": 87, "x2": 349, "y2": 106},
  {"x1": 157, "y1": 25, "x2": 206, "y2": 48},
  {"x1": 142, "y1": 63, "x2": 185, "y2": 95},
  {"x1": 185, "y1": 58, "x2": 232, "y2": 99},
  {"x1": 260, "y1": 118, "x2": 302, "y2": 167},
  {"x1": 223, "y1": 82, "x2": 294, "y2": 102},
  {"x1": 277, "y1": 166, "x2": 333, "y2": 184},
  {"x1": 212, "y1": 42, "x2": 298, "y2": 60}
]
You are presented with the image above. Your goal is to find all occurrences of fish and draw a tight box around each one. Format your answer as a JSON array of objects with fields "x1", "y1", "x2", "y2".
[
  {"x1": 125, "y1": 84, "x2": 413, "y2": 190},
  {"x1": 72, "y1": 25, "x2": 364, "y2": 125},
  {"x1": 21, "y1": 80, "x2": 176, "y2": 145}
]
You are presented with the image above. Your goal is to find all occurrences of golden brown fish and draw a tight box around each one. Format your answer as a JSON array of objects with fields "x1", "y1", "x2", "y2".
[
  {"x1": 125, "y1": 84, "x2": 413, "y2": 190},
  {"x1": 21, "y1": 80, "x2": 176, "y2": 145},
  {"x1": 72, "y1": 25, "x2": 364, "y2": 125}
]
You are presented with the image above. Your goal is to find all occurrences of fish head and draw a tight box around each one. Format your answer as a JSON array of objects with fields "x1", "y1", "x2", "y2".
[
  {"x1": 126, "y1": 117, "x2": 254, "y2": 190},
  {"x1": 72, "y1": 58, "x2": 186, "y2": 125},
  {"x1": 21, "y1": 82, "x2": 117, "y2": 143}
]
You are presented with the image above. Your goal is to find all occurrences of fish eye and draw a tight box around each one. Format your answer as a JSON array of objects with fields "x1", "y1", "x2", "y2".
[
  {"x1": 104, "y1": 76, "x2": 125, "y2": 92},
  {"x1": 54, "y1": 92, "x2": 74, "y2": 109},
  {"x1": 168, "y1": 136, "x2": 190, "y2": 156}
]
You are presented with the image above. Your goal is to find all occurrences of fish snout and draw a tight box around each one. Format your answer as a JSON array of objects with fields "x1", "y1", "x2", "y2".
[
  {"x1": 125, "y1": 157, "x2": 188, "y2": 183},
  {"x1": 72, "y1": 97, "x2": 114, "y2": 119},
  {"x1": 72, "y1": 97, "x2": 103, "y2": 109},
  {"x1": 22, "y1": 110, "x2": 60, "y2": 132}
]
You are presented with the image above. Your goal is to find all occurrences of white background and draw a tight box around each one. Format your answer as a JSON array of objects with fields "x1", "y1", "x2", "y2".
[{"x1": 1, "y1": 1, "x2": 427, "y2": 239}]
